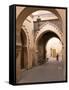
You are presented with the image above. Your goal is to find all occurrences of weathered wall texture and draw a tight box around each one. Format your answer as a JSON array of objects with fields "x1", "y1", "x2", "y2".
[{"x1": 16, "y1": 6, "x2": 66, "y2": 82}]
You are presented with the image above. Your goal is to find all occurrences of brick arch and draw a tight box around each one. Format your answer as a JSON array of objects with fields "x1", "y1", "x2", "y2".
[
  {"x1": 16, "y1": 7, "x2": 62, "y2": 29},
  {"x1": 35, "y1": 22, "x2": 63, "y2": 45}
]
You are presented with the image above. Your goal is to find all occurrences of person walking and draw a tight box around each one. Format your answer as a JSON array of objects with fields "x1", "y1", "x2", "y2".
[{"x1": 56, "y1": 54, "x2": 59, "y2": 62}]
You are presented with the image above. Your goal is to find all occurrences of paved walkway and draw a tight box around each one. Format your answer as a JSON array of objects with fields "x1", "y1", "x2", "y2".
[{"x1": 18, "y1": 62, "x2": 65, "y2": 84}]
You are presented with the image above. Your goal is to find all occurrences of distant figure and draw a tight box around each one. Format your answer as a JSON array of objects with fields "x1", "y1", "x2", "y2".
[{"x1": 56, "y1": 54, "x2": 59, "y2": 62}]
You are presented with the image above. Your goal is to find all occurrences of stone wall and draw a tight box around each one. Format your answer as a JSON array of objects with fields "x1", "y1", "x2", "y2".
[{"x1": 16, "y1": 6, "x2": 66, "y2": 81}]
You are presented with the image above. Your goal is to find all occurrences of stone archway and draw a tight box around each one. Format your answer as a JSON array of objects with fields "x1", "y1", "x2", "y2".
[
  {"x1": 35, "y1": 23, "x2": 63, "y2": 65},
  {"x1": 16, "y1": 6, "x2": 66, "y2": 82},
  {"x1": 16, "y1": 7, "x2": 63, "y2": 68},
  {"x1": 35, "y1": 22, "x2": 63, "y2": 42},
  {"x1": 35, "y1": 31, "x2": 62, "y2": 65},
  {"x1": 16, "y1": 28, "x2": 29, "y2": 82},
  {"x1": 16, "y1": 7, "x2": 62, "y2": 29}
]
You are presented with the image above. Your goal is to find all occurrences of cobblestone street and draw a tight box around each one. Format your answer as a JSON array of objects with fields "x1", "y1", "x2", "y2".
[{"x1": 18, "y1": 61, "x2": 65, "y2": 84}]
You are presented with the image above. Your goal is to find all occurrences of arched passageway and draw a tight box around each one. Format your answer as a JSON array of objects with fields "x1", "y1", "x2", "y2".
[
  {"x1": 35, "y1": 31, "x2": 62, "y2": 65},
  {"x1": 16, "y1": 7, "x2": 63, "y2": 68},
  {"x1": 16, "y1": 6, "x2": 66, "y2": 82},
  {"x1": 46, "y1": 37, "x2": 62, "y2": 62}
]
